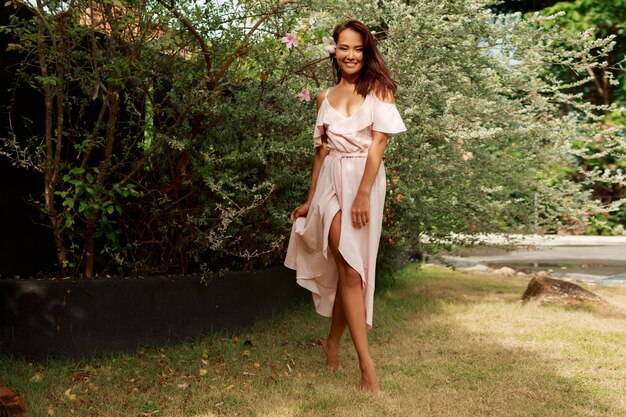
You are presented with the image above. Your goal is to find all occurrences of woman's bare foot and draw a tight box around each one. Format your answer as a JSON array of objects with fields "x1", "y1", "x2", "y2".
[
  {"x1": 321, "y1": 339, "x2": 342, "y2": 371},
  {"x1": 359, "y1": 362, "x2": 380, "y2": 394}
]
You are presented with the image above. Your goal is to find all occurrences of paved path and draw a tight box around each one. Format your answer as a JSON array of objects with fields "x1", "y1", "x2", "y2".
[{"x1": 439, "y1": 234, "x2": 626, "y2": 285}]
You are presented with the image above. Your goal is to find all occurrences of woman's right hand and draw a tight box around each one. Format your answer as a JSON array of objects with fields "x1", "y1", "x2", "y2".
[{"x1": 290, "y1": 202, "x2": 311, "y2": 221}]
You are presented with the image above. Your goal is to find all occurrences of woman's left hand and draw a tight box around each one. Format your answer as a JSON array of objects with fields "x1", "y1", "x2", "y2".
[{"x1": 351, "y1": 191, "x2": 370, "y2": 229}]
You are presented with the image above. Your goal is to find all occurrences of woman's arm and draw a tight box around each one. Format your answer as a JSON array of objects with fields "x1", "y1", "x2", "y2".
[
  {"x1": 290, "y1": 91, "x2": 330, "y2": 221},
  {"x1": 351, "y1": 91, "x2": 394, "y2": 228},
  {"x1": 351, "y1": 131, "x2": 388, "y2": 228}
]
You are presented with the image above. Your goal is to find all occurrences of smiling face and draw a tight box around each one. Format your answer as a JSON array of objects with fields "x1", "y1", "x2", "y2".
[{"x1": 334, "y1": 28, "x2": 364, "y2": 78}]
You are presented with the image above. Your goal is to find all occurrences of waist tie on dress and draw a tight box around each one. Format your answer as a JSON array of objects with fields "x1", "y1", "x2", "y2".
[
  {"x1": 326, "y1": 150, "x2": 368, "y2": 205},
  {"x1": 327, "y1": 150, "x2": 368, "y2": 159}
]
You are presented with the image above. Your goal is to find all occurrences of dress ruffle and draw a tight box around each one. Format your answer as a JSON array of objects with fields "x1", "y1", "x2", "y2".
[
  {"x1": 313, "y1": 93, "x2": 406, "y2": 148},
  {"x1": 372, "y1": 99, "x2": 407, "y2": 134}
]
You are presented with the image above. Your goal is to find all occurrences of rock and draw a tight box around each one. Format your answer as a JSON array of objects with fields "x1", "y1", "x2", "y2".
[
  {"x1": 535, "y1": 270, "x2": 550, "y2": 278},
  {"x1": 461, "y1": 264, "x2": 491, "y2": 272},
  {"x1": 516, "y1": 271, "x2": 527, "y2": 276},
  {"x1": 492, "y1": 266, "x2": 516, "y2": 276},
  {"x1": 521, "y1": 276, "x2": 606, "y2": 306}
]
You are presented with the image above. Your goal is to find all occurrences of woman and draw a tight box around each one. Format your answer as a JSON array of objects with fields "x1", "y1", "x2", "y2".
[{"x1": 284, "y1": 19, "x2": 406, "y2": 394}]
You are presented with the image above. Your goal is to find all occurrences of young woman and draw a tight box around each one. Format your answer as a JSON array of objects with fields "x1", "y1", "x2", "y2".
[{"x1": 284, "y1": 19, "x2": 406, "y2": 394}]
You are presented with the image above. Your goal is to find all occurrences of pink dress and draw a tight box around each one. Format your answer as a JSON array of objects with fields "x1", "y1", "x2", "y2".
[{"x1": 284, "y1": 89, "x2": 406, "y2": 327}]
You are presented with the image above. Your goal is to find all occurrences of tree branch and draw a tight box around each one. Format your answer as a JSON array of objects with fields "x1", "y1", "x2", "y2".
[
  {"x1": 157, "y1": 0, "x2": 212, "y2": 78},
  {"x1": 207, "y1": 0, "x2": 295, "y2": 91},
  {"x1": 581, "y1": 52, "x2": 607, "y2": 109}
]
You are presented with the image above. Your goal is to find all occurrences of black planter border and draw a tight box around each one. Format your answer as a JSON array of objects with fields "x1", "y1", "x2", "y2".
[{"x1": 0, "y1": 265, "x2": 306, "y2": 360}]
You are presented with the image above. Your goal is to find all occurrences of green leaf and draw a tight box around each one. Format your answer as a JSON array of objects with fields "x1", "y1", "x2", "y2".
[
  {"x1": 6, "y1": 43, "x2": 22, "y2": 52},
  {"x1": 34, "y1": 75, "x2": 59, "y2": 87}
]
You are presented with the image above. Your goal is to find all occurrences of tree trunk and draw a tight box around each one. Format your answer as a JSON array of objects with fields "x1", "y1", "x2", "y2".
[
  {"x1": 37, "y1": 5, "x2": 67, "y2": 277},
  {"x1": 44, "y1": 178, "x2": 68, "y2": 277},
  {"x1": 84, "y1": 218, "x2": 96, "y2": 279}
]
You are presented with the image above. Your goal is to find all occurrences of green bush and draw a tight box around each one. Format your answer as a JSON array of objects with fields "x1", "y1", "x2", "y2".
[{"x1": 1, "y1": 0, "x2": 624, "y2": 278}]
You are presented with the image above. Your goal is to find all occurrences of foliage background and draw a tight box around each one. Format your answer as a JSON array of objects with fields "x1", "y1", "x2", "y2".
[{"x1": 1, "y1": 0, "x2": 624, "y2": 278}]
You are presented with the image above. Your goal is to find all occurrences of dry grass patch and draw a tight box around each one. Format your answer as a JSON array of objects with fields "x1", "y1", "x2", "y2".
[{"x1": 1, "y1": 264, "x2": 625, "y2": 416}]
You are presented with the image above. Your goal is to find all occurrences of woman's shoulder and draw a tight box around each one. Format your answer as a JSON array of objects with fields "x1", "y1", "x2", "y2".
[{"x1": 316, "y1": 88, "x2": 332, "y2": 110}]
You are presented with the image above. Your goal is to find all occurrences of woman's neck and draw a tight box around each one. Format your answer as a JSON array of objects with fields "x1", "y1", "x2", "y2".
[{"x1": 338, "y1": 78, "x2": 358, "y2": 92}]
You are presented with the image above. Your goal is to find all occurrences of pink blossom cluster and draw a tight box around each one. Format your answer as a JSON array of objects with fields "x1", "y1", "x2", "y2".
[
  {"x1": 297, "y1": 88, "x2": 310, "y2": 102},
  {"x1": 281, "y1": 33, "x2": 298, "y2": 49}
]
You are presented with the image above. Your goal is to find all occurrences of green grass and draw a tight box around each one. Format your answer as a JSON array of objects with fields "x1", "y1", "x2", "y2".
[{"x1": 2, "y1": 264, "x2": 626, "y2": 417}]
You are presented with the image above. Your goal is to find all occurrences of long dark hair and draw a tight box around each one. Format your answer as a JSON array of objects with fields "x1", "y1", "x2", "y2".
[{"x1": 331, "y1": 19, "x2": 397, "y2": 99}]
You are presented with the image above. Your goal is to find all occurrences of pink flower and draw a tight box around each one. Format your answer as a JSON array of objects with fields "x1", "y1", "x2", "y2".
[
  {"x1": 281, "y1": 32, "x2": 299, "y2": 49},
  {"x1": 297, "y1": 88, "x2": 310, "y2": 102}
]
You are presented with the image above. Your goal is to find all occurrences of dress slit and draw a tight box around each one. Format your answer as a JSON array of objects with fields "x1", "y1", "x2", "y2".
[{"x1": 328, "y1": 210, "x2": 367, "y2": 291}]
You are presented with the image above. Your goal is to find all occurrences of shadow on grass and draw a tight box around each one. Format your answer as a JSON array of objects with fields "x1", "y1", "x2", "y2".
[
  {"x1": 345, "y1": 264, "x2": 625, "y2": 417},
  {"x1": 1, "y1": 264, "x2": 624, "y2": 417}
]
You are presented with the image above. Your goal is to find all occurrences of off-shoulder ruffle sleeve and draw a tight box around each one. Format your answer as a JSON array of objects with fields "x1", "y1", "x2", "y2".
[
  {"x1": 372, "y1": 96, "x2": 407, "y2": 134},
  {"x1": 313, "y1": 104, "x2": 326, "y2": 148}
]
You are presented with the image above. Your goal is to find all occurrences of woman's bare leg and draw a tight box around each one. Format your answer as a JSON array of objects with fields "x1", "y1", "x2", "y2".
[
  {"x1": 327, "y1": 211, "x2": 379, "y2": 393},
  {"x1": 323, "y1": 284, "x2": 345, "y2": 370}
]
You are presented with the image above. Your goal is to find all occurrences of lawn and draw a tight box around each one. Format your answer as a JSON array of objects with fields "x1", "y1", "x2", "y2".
[{"x1": 1, "y1": 264, "x2": 625, "y2": 417}]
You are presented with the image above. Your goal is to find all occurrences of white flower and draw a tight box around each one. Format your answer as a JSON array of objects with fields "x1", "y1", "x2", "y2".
[
  {"x1": 167, "y1": 138, "x2": 185, "y2": 150},
  {"x1": 295, "y1": 20, "x2": 308, "y2": 32},
  {"x1": 295, "y1": 16, "x2": 316, "y2": 32},
  {"x1": 322, "y1": 36, "x2": 336, "y2": 54}
]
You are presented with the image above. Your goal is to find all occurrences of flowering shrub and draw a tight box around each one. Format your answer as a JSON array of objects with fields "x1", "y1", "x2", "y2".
[
  {"x1": 1, "y1": 0, "x2": 624, "y2": 278},
  {"x1": 304, "y1": 0, "x2": 625, "y2": 258}
]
